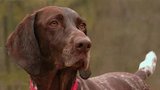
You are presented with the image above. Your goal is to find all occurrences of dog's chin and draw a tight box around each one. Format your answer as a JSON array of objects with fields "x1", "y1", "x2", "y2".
[
  {"x1": 72, "y1": 59, "x2": 86, "y2": 69},
  {"x1": 64, "y1": 58, "x2": 87, "y2": 69},
  {"x1": 62, "y1": 48, "x2": 90, "y2": 70}
]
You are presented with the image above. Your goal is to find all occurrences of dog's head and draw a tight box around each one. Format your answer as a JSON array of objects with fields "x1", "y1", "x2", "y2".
[{"x1": 6, "y1": 6, "x2": 91, "y2": 79}]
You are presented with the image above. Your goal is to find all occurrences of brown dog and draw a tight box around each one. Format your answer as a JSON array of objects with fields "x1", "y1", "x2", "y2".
[{"x1": 6, "y1": 6, "x2": 157, "y2": 90}]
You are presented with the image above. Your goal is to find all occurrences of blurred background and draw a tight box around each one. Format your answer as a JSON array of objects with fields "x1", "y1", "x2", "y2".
[{"x1": 0, "y1": 0, "x2": 160, "y2": 90}]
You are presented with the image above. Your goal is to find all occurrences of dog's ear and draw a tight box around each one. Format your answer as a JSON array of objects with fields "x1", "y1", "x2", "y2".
[
  {"x1": 6, "y1": 12, "x2": 42, "y2": 75},
  {"x1": 79, "y1": 62, "x2": 91, "y2": 79}
]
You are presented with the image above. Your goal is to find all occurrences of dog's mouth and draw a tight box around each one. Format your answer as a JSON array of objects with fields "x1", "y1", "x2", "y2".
[
  {"x1": 71, "y1": 59, "x2": 85, "y2": 69},
  {"x1": 62, "y1": 48, "x2": 90, "y2": 70}
]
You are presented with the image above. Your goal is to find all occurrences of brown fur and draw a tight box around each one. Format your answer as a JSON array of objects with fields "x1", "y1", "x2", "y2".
[{"x1": 6, "y1": 6, "x2": 150, "y2": 90}]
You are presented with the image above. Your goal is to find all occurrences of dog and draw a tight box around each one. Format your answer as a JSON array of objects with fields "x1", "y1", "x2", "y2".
[{"x1": 6, "y1": 6, "x2": 157, "y2": 90}]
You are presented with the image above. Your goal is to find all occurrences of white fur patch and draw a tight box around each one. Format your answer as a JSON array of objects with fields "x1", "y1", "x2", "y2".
[{"x1": 138, "y1": 51, "x2": 157, "y2": 74}]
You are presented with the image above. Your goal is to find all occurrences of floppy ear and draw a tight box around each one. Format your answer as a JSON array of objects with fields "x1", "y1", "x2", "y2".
[
  {"x1": 79, "y1": 62, "x2": 91, "y2": 79},
  {"x1": 6, "y1": 13, "x2": 42, "y2": 75}
]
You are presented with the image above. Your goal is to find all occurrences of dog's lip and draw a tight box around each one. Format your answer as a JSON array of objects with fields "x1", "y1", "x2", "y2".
[
  {"x1": 72, "y1": 58, "x2": 86, "y2": 69},
  {"x1": 74, "y1": 52, "x2": 88, "y2": 66},
  {"x1": 63, "y1": 48, "x2": 88, "y2": 69}
]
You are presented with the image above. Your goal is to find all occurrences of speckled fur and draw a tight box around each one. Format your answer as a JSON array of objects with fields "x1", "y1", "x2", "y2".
[{"x1": 78, "y1": 72, "x2": 149, "y2": 90}]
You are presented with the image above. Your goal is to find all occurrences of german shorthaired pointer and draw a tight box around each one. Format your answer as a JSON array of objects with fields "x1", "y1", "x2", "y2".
[{"x1": 6, "y1": 6, "x2": 157, "y2": 90}]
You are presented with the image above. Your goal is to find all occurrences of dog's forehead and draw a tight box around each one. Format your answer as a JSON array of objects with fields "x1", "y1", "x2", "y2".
[
  {"x1": 62, "y1": 7, "x2": 79, "y2": 17},
  {"x1": 38, "y1": 6, "x2": 80, "y2": 19}
]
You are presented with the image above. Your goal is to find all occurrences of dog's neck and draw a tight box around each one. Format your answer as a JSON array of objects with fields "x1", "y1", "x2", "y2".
[{"x1": 31, "y1": 68, "x2": 78, "y2": 90}]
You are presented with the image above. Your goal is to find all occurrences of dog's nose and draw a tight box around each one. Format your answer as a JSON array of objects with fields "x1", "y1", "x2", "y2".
[{"x1": 75, "y1": 38, "x2": 91, "y2": 52}]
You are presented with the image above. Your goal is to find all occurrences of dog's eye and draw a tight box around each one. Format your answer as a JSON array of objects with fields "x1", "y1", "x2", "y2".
[
  {"x1": 49, "y1": 20, "x2": 59, "y2": 28},
  {"x1": 78, "y1": 23, "x2": 86, "y2": 31}
]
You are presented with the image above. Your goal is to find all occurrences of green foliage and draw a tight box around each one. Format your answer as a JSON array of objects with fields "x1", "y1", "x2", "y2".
[{"x1": 0, "y1": 69, "x2": 28, "y2": 90}]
